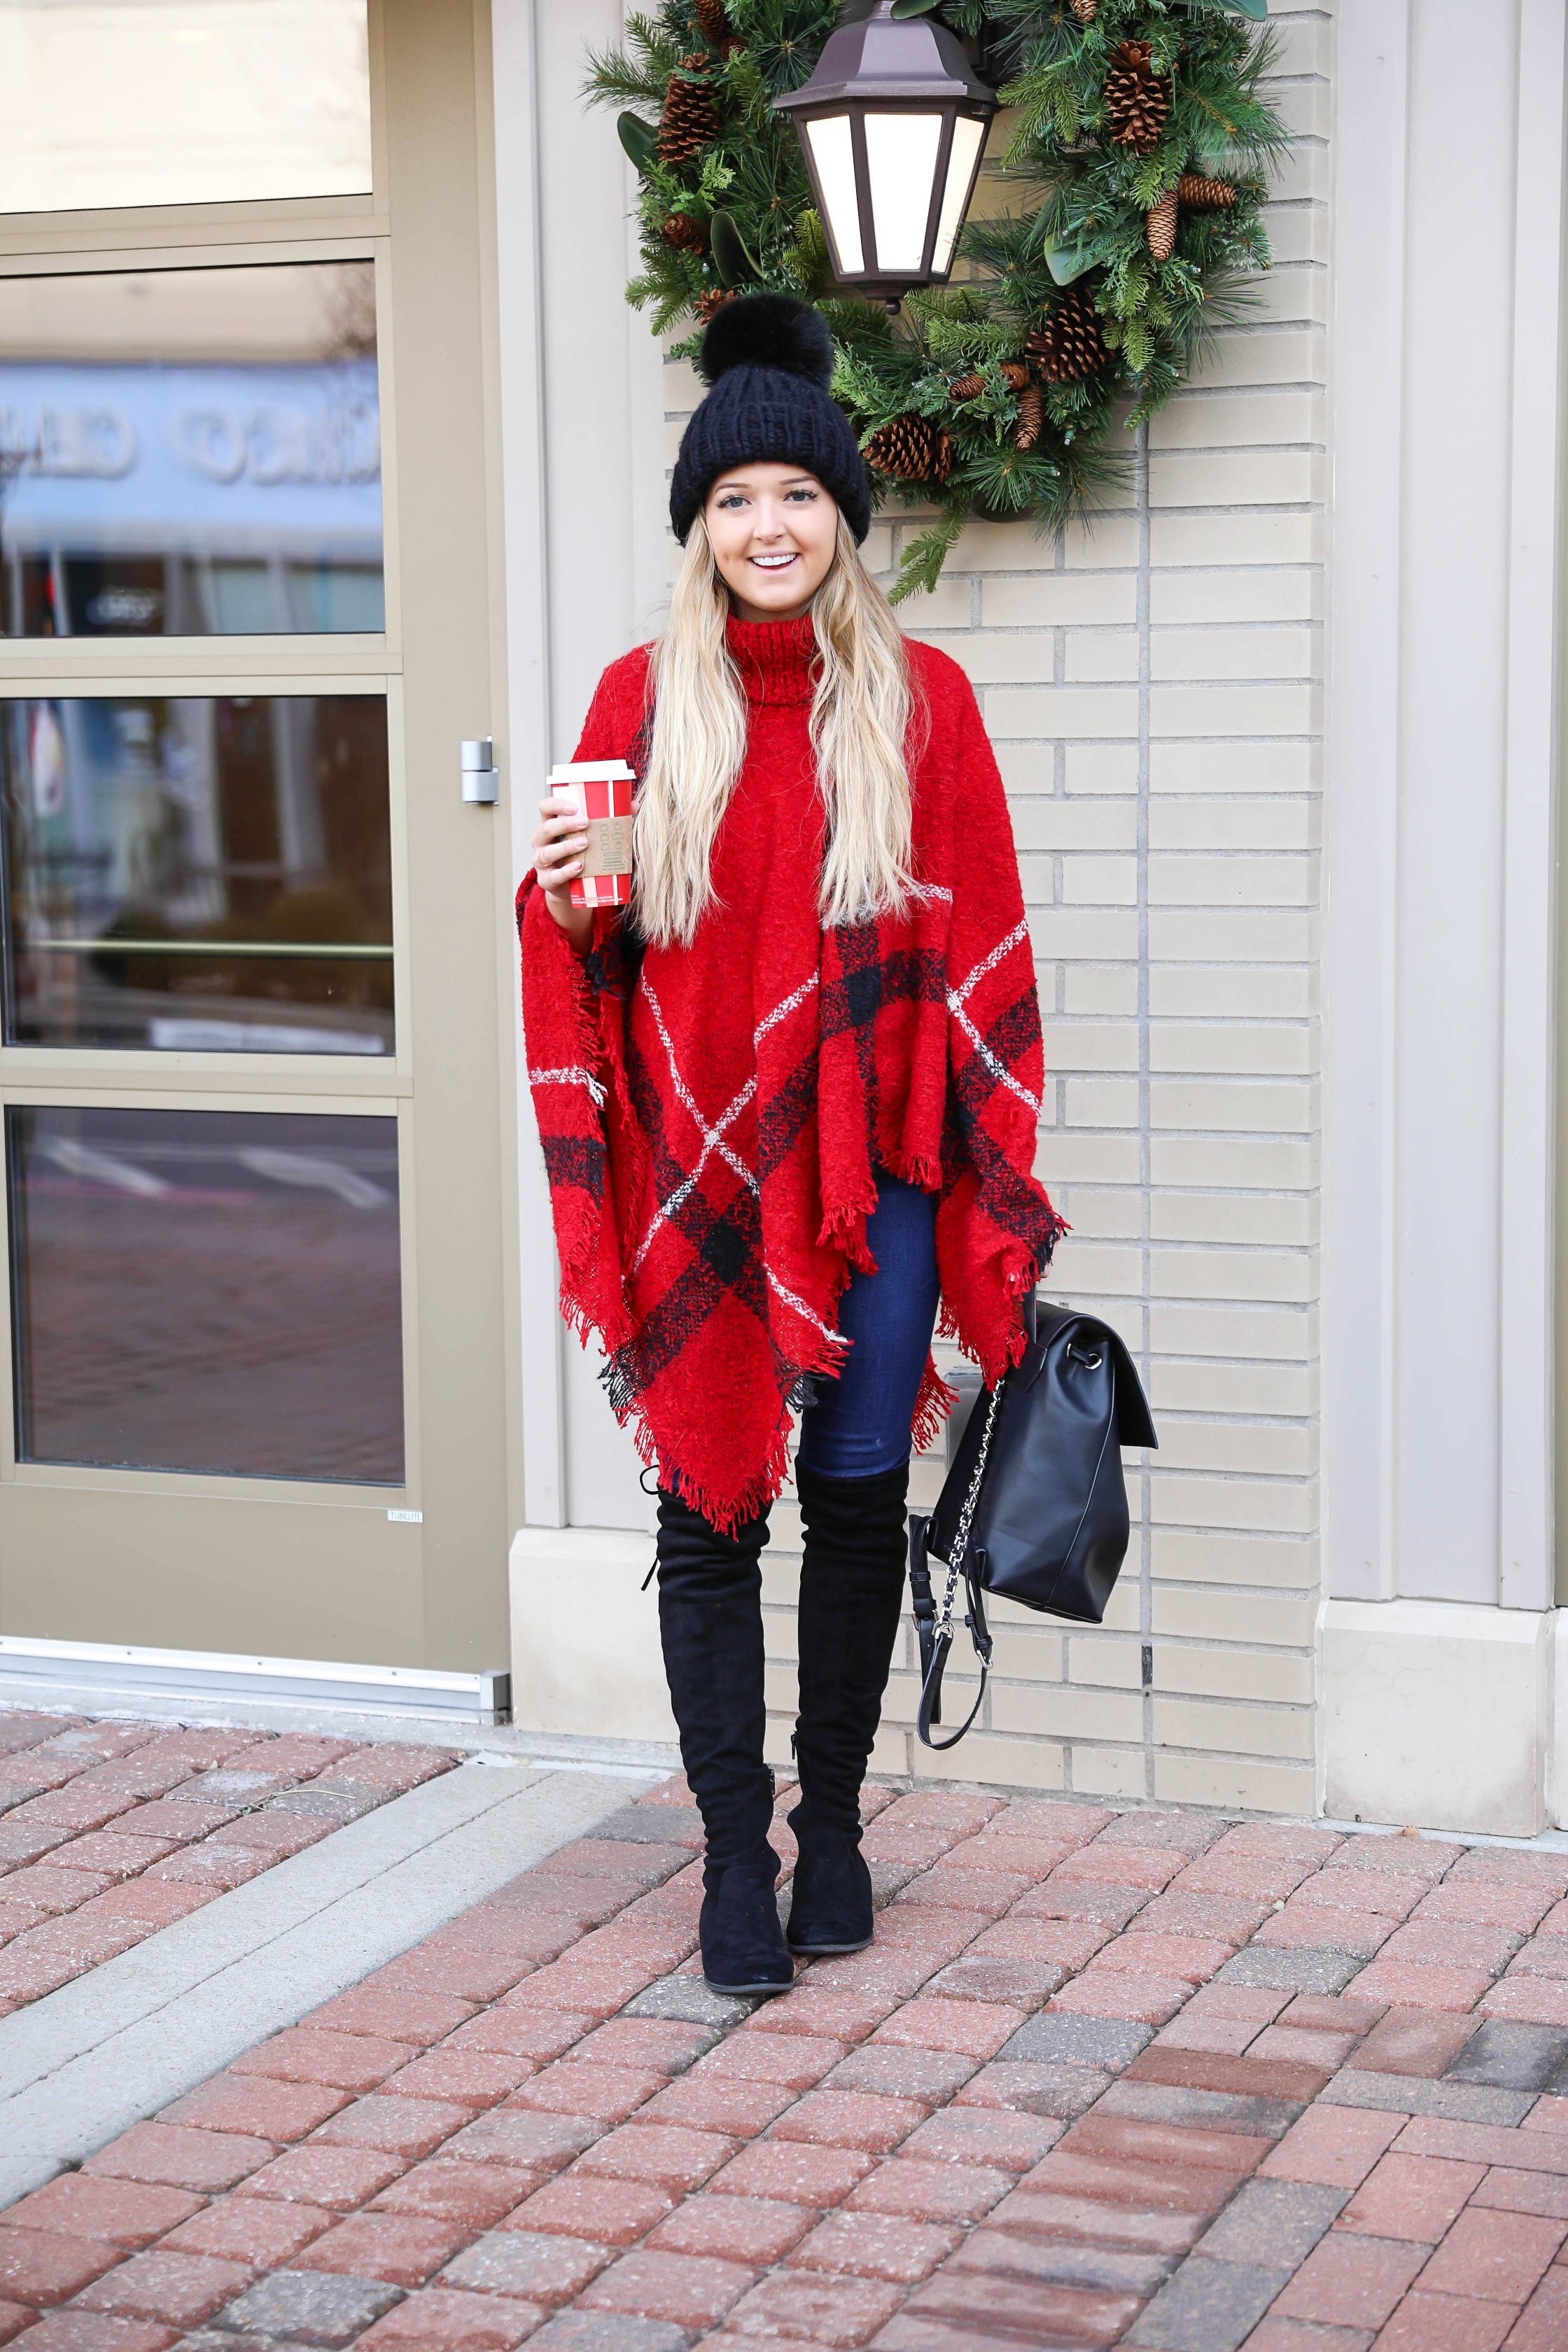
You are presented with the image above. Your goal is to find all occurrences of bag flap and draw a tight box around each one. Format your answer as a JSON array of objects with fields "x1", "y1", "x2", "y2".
[
  {"x1": 1022, "y1": 1300, "x2": 1158, "y2": 1450},
  {"x1": 1107, "y1": 1330, "x2": 1157, "y2": 1450}
]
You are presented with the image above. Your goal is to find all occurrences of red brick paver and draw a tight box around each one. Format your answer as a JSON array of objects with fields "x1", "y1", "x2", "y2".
[
  {"x1": 7, "y1": 1758, "x2": 1568, "y2": 2345},
  {"x1": 0, "y1": 1712, "x2": 456, "y2": 2017}
]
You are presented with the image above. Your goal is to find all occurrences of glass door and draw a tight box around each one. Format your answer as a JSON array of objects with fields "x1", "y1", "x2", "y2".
[{"x1": 0, "y1": 1, "x2": 512, "y2": 1673}]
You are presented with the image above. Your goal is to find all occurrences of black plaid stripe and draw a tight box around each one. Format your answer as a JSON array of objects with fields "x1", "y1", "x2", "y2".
[
  {"x1": 952, "y1": 988, "x2": 1042, "y2": 1107},
  {"x1": 820, "y1": 929, "x2": 945, "y2": 1152},
  {"x1": 608, "y1": 1186, "x2": 769, "y2": 1395},
  {"x1": 951, "y1": 990, "x2": 1040, "y2": 1126},
  {"x1": 969, "y1": 1126, "x2": 1063, "y2": 1256},
  {"x1": 624, "y1": 1024, "x2": 758, "y2": 1252},
  {"x1": 585, "y1": 916, "x2": 639, "y2": 1004},
  {"x1": 818, "y1": 935, "x2": 944, "y2": 1042},
  {"x1": 950, "y1": 987, "x2": 1060, "y2": 1258},
  {"x1": 542, "y1": 1134, "x2": 607, "y2": 1200},
  {"x1": 756, "y1": 1046, "x2": 819, "y2": 1183},
  {"x1": 615, "y1": 1024, "x2": 775, "y2": 1387}
]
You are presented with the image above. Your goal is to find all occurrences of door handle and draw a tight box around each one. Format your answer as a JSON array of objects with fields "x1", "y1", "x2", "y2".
[{"x1": 461, "y1": 738, "x2": 498, "y2": 805}]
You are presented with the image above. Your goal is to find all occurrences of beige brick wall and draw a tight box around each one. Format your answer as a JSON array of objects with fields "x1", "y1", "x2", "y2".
[{"x1": 670, "y1": 3, "x2": 1328, "y2": 1814}]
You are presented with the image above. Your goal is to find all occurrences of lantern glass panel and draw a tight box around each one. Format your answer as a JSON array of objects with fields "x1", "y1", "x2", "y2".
[
  {"x1": 932, "y1": 114, "x2": 986, "y2": 274},
  {"x1": 864, "y1": 111, "x2": 944, "y2": 275},
  {"x1": 804, "y1": 113, "x2": 863, "y2": 274}
]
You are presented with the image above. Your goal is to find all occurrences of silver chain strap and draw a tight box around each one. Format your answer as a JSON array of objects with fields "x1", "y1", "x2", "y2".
[{"x1": 931, "y1": 1373, "x2": 1006, "y2": 1642}]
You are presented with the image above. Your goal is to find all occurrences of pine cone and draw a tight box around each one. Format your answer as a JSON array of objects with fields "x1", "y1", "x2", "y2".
[
  {"x1": 1177, "y1": 172, "x2": 1237, "y2": 210},
  {"x1": 657, "y1": 57, "x2": 720, "y2": 165},
  {"x1": 662, "y1": 212, "x2": 708, "y2": 254},
  {"x1": 694, "y1": 286, "x2": 736, "y2": 324},
  {"x1": 694, "y1": 0, "x2": 738, "y2": 50},
  {"x1": 948, "y1": 365, "x2": 1027, "y2": 403},
  {"x1": 1013, "y1": 384, "x2": 1044, "y2": 450},
  {"x1": 1069, "y1": 0, "x2": 1098, "y2": 20},
  {"x1": 1146, "y1": 190, "x2": 1178, "y2": 262},
  {"x1": 1105, "y1": 40, "x2": 1171, "y2": 157},
  {"x1": 863, "y1": 415, "x2": 959, "y2": 485},
  {"x1": 1026, "y1": 287, "x2": 1110, "y2": 384},
  {"x1": 864, "y1": 416, "x2": 937, "y2": 482}
]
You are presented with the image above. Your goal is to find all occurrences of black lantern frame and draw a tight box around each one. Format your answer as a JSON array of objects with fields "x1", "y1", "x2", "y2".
[{"x1": 773, "y1": 0, "x2": 996, "y2": 307}]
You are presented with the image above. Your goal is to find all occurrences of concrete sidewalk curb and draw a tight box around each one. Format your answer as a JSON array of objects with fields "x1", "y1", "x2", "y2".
[{"x1": 0, "y1": 1757, "x2": 654, "y2": 2205}]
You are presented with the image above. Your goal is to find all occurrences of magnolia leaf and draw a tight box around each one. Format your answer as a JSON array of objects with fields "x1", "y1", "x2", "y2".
[
  {"x1": 1044, "y1": 233, "x2": 1097, "y2": 287},
  {"x1": 890, "y1": 0, "x2": 944, "y2": 16},
  {"x1": 710, "y1": 209, "x2": 758, "y2": 288},
  {"x1": 1178, "y1": 0, "x2": 1268, "y2": 17},
  {"x1": 617, "y1": 111, "x2": 657, "y2": 172}
]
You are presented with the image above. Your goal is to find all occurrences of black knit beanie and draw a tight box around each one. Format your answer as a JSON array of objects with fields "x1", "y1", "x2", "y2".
[{"x1": 669, "y1": 293, "x2": 871, "y2": 545}]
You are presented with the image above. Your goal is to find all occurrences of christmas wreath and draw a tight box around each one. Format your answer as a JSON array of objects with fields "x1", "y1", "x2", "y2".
[{"x1": 587, "y1": 1, "x2": 1289, "y2": 597}]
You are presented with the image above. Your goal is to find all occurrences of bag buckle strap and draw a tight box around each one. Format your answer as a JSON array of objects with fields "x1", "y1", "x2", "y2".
[
  {"x1": 910, "y1": 1376, "x2": 1005, "y2": 1752},
  {"x1": 908, "y1": 1513, "x2": 939, "y2": 1691}
]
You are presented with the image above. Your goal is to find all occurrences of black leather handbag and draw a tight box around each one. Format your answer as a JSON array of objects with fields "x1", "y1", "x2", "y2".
[{"x1": 907, "y1": 1295, "x2": 1157, "y2": 1749}]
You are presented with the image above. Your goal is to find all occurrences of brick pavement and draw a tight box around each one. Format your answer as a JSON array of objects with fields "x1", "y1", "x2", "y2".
[
  {"x1": 0, "y1": 1713, "x2": 458, "y2": 2014},
  {"x1": 1, "y1": 1777, "x2": 1567, "y2": 2347}
]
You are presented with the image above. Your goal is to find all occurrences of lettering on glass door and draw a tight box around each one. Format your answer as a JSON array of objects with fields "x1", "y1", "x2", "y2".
[{"x1": 0, "y1": 263, "x2": 383, "y2": 638}]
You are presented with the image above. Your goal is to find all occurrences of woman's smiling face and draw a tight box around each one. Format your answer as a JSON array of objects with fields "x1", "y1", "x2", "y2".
[{"x1": 704, "y1": 462, "x2": 839, "y2": 622}]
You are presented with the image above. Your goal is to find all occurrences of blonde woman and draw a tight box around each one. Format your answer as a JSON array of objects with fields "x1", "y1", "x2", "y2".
[{"x1": 521, "y1": 295, "x2": 1063, "y2": 1995}]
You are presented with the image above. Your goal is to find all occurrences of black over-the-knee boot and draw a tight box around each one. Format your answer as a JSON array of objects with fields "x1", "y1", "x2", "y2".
[
  {"x1": 786, "y1": 1458, "x2": 911, "y2": 1955},
  {"x1": 654, "y1": 1488, "x2": 794, "y2": 1996}
]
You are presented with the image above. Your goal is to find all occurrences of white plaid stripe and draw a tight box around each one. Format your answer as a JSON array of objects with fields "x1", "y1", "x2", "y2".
[
  {"x1": 754, "y1": 973, "x2": 818, "y2": 1044},
  {"x1": 767, "y1": 1265, "x2": 850, "y2": 1348},
  {"x1": 528, "y1": 1063, "x2": 606, "y2": 1107},
  {"x1": 946, "y1": 918, "x2": 1040, "y2": 1114},
  {"x1": 631, "y1": 979, "x2": 760, "y2": 1273}
]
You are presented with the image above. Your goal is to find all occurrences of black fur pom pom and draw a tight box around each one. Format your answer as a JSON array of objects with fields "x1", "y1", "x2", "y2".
[{"x1": 699, "y1": 293, "x2": 834, "y2": 389}]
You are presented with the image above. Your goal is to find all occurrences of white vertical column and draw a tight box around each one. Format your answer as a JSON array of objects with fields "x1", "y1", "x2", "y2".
[
  {"x1": 1327, "y1": 1, "x2": 1567, "y2": 1611},
  {"x1": 491, "y1": 0, "x2": 564, "y2": 1528},
  {"x1": 1499, "y1": 0, "x2": 1567, "y2": 1611},
  {"x1": 1322, "y1": 0, "x2": 1568, "y2": 1836},
  {"x1": 493, "y1": 0, "x2": 667, "y2": 1535},
  {"x1": 1391, "y1": 0, "x2": 1519, "y2": 1604},
  {"x1": 1322, "y1": 0, "x2": 1409, "y2": 1603}
]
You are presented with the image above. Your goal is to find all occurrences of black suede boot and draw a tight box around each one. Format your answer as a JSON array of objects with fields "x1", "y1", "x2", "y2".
[
  {"x1": 655, "y1": 1488, "x2": 794, "y2": 1996},
  {"x1": 786, "y1": 1459, "x2": 911, "y2": 1956}
]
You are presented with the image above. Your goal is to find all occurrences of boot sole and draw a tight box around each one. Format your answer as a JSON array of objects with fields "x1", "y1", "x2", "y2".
[
  {"x1": 703, "y1": 1974, "x2": 794, "y2": 1997},
  {"x1": 787, "y1": 1933, "x2": 873, "y2": 1956}
]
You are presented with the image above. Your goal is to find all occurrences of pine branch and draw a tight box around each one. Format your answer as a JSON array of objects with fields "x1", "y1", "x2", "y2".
[
  {"x1": 891, "y1": 509, "x2": 967, "y2": 603},
  {"x1": 582, "y1": 26, "x2": 675, "y2": 111}
]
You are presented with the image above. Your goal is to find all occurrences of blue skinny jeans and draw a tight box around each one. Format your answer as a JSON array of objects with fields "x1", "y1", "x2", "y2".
[{"x1": 794, "y1": 1171, "x2": 940, "y2": 1480}]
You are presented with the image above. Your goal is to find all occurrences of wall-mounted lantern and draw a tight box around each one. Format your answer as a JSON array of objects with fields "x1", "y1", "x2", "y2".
[{"x1": 773, "y1": 0, "x2": 996, "y2": 309}]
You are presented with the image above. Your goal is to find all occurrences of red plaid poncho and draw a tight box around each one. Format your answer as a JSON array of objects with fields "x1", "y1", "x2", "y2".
[{"x1": 519, "y1": 615, "x2": 1065, "y2": 1530}]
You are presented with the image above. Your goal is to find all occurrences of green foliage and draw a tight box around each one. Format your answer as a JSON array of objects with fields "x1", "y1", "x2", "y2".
[
  {"x1": 896, "y1": 510, "x2": 967, "y2": 598},
  {"x1": 584, "y1": 0, "x2": 1287, "y2": 594}
]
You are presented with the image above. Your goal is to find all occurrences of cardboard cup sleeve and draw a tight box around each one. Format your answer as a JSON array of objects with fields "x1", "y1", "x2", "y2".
[{"x1": 549, "y1": 760, "x2": 637, "y2": 909}]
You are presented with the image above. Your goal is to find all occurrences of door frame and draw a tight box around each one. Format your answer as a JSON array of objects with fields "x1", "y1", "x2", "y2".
[{"x1": 0, "y1": 0, "x2": 520, "y2": 1675}]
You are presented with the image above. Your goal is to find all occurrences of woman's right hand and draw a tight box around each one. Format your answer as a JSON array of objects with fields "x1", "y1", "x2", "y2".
[{"x1": 531, "y1": 794, "x2": 594, "y2": 946}]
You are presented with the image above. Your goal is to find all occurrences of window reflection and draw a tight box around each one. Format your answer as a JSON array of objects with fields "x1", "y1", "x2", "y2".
[
  {"x1": 1, "y1": 694, "x2": 393, "y2": 1055},
  {"x1": 0, "y1": 263, "x2": 382, "y2": 638},
  {"x1": 8, "y1": 1105, "x2": 403, "y2": 1483},
  {"x1": 0, "y1": 1, "x2": 372, "y2": 215}
]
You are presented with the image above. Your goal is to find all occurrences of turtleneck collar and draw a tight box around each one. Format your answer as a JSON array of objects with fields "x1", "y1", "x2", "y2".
[{"x1": 726, "y1": 612, "x2": 819, "y2": 708}]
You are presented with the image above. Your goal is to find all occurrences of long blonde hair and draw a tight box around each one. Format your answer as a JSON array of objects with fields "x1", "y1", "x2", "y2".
[{"x1": 632, "y1": 512, "x2": 918, "y2": 948}]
